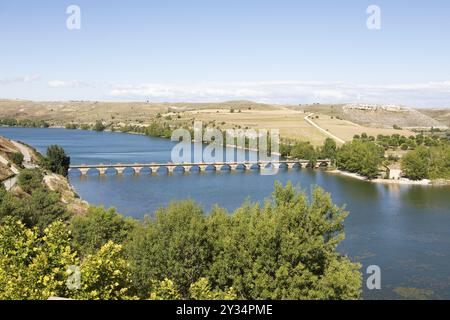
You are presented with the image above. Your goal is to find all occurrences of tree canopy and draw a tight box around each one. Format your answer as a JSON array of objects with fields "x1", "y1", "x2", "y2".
[
  {"x1": 336, "y1": 140, "x2": 385, "y2": 179},
  {"x1": 126, "y1": 182, "x2": 361, "y2": 300},
  {"x1": 42, "y1": 145, "x2": 71, "y2": 177}
]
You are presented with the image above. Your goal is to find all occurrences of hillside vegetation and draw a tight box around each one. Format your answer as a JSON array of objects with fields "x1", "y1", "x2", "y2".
[{"x1": 1, "y1": 100, "x2": 448, "y2": 146}]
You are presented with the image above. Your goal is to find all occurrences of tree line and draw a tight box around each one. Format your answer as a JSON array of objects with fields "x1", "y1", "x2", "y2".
[{"x1": 0, "y1": 118, "x2": 50, "y2": 128}]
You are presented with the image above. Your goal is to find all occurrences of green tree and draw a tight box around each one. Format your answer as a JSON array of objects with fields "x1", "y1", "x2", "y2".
[
  {"x1": 73, "y1": 241, "x2": 134, "y2": 300},
  {"x1": 279, "y1": 143, "x2": 292, "y2": 158},
  {"x1": 127, "y1": 183, "x2": 361, "y2": 300},
  {"x1": 43, "y1": 145, "x2": 70, "y2": 177},
  {"x1": 25, "y1": 188, "x2": 70, "y2": 230},
  {"x1": 149, "y1": 278, "x2": 182, "y2": 300},
  {"x1": 93, "y1": 121, "x2": 106, "y2": 132},
  {"x1": 336, "y1": 140, "x2": 384, "y2": 179},
  {"x1": 401, "y1": 146, "x2": 430, "y2": 180},
  {"x1": 17, "y1": 169, "x2": 43, "y2": 194},
  {"x1": 0, "y1": 182, "x2": 68, "y2": 230},
  {"x1": 291, "y1": 142, "x2": 317, "y2": 165},
  {"x1": 10, "y1": 152, "x2": 24, "y2": 166},
  {"x1": 70, "y1": 206, "x2": 136, "y2": 257},
  {"x1": 428, "y1": 145, "x2": 450, "y2": 179},
  {"x1": 188, "y1": 278, "x2": 237, "y2": 300},
  {"x1": 0, "y1": 219, "x2": 135, "y2": 300},
  {"x1": 126, "y1": 201, "x2": 210, "y2": 298},
  {"x1": 205, "y1": 182, "x2": 361, "y2": 299},
  {"x1": 321, "y1": 138, "x2": 337, "y2": 160},
  {"x1": 0, "y1": 219, "x2": 78, "y2": 300}
]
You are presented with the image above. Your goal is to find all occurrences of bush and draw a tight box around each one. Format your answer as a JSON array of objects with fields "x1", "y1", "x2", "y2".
[
  {"x1": 17, "y1": 169, "x2": 43, "y2": 194},
  {"x1": 0, "y1": 220, "x2": 134, "y2": 300},
  {"x1": 65, "y1": 123, "x2": 78, "y2": 130},
  {"x1": 70, "y1": 206, "x2": 136, "y2": 257},
  {"x1": 9, "y1": 152, "x2": 24, "y2": 166},
  {"x1": 93, "y1": 121, "x2": 106, "y2": 132}
]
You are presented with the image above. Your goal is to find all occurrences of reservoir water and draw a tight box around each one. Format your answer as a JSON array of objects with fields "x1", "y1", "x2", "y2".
[{"x1": 1, "y1": 127, "x2": 450, "y2": 300}]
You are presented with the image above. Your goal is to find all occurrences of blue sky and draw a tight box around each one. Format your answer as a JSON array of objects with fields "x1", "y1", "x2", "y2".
[{"x1": 1, "y1": 0, "x2": 450, "y2": 107}]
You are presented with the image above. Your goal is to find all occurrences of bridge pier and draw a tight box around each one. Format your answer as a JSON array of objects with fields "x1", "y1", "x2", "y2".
[
  {"x1": 79, "y1": 168, "x2": 89, "y2": 176},
  {"x1": 287, "y1": 162, "x2": 298, "y2": 169},
  {"x1": 115, "y1": 167, "x2": 125, "y2": 175},
  {"x1": 167, "y1": 166, "x2": 175, "y2": 174},
  {"x1": 148, "y1": 166, "x2": 157, "y2": 174}
]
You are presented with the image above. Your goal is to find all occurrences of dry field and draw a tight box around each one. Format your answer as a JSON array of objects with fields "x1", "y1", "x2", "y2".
[
  {"x1": 0, "y1": 99, "x2": 448, "y2": 146},
  {"x1": 182, "y1": 107, "x2": 326, "y2": 145},
  {"x1": 312, "y1": 115, "x2": 416, "y2": 142}
]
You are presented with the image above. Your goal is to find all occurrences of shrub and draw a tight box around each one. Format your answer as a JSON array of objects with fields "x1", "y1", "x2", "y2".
[{"x1": 9, "y1": 152, "x2": 24, "y2": 166}]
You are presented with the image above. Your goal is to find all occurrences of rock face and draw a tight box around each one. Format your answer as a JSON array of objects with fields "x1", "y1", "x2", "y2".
[{"x1": 343, "y1": 104, "x2": 448, "y2": 129}]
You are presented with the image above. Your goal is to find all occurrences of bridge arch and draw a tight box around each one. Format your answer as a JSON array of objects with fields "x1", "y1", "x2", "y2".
[
  {"x1": 318, "y1": 161, "x2": 330, "y2": 168},
  {"x1": 188, "y1": 165, "x2": 201, "y2": 173},
  {"x1": 68, "y1": 168, "x2": 83, "y2": 176},
  {"x1": 220, "y1": 164, "x2": 232, "y2": 171},
  {"x1": 156, "y1": 166, "x2": 169, "y2": 175},
  {"x1": 205, "y1": 164, "x2": 217, "y2": 172},
  {"x1": 173, "y1": 165, "x2": 186, "y2": 174},
  {"x1": 139, "y1": 167, "x2": 152, "y2": 175},
  {"x1": 277, "y1": 162, "x2": 288, "y2": 170}
]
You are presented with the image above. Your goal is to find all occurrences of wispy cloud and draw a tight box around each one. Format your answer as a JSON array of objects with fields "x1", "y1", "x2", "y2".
[
  {"x1": 108, "y1": 81, "x2": 450, "y2": 107},
  {"x1": 48, "y1": 80, "x2": 92, "y2": 88},
  {"x1": 0, "y1": 74, "x2": 40, "y2": 85}
]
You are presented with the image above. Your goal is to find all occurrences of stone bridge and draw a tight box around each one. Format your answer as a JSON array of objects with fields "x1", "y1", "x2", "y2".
[{"x1": 69, "y1": 160, "x2": 332, "y2": 176}]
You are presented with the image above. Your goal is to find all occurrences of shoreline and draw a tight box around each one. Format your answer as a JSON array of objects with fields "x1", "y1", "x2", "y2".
[
  {"x1": 327, "y1": 169, "x2": 450, "y2": 186},
  {"x1": 2, "y1": 126, "x2": 448, "y2": 187},
  {"x1": 3, "y1": 125, "x2": 283, "y2": 156}
]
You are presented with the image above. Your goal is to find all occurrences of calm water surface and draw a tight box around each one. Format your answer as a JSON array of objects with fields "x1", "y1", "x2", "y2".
[{"x1": 1, "y1": 127, "x2": 450, "y2": 300}]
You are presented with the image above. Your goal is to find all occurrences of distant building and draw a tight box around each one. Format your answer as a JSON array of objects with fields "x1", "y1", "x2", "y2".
[{"x1": 388, "y1": 164, "x2": 402, "y2": 180}]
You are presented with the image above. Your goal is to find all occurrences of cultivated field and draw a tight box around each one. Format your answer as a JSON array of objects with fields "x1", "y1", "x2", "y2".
[
  {"x1": 0, "y1": 99, "x2": 448, "y2": 146},
  {"x1": 312, "y1": 115, "x2": 416, "y2": 142}
]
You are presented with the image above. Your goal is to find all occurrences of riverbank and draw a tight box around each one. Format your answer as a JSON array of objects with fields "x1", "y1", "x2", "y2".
[{"x1": 328, "y1": 169, "x2": 450, "y2": 186}]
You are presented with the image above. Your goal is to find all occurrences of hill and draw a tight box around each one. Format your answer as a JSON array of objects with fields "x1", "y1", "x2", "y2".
[
  {"x1": 417, "y1": 108, "x2": 450, "y2": 127},
  {"x1": 296, "y1": 103, "x2": 448, "y2": 130},
  {"x1": 0, "y1": 99, "x2": 448, "y2": 146}
]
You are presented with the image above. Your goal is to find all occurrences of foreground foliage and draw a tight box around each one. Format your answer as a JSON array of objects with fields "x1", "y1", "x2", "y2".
[
  {"x1": 127, "y1": 182, "x2": 361, "y2": 300},
  {"x1": 0, "y1": 219, "x2": 133, "y2": 300},
  {"x1": 0, "y1": 179, "x2": 361, "y2": 300}
]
